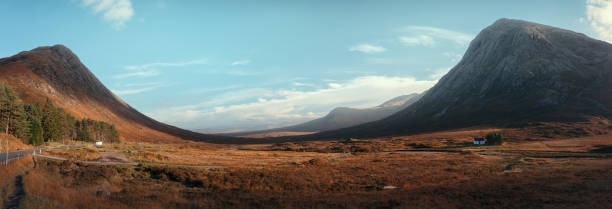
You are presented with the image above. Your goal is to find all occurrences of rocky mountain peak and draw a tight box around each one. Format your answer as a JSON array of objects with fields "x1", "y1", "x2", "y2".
[
  {"x1": 312, "y1": 19, "x2": 612, "y2": 139},
  {"x1": 423, "y1": 18, "x2": 612, "y2": 108}
]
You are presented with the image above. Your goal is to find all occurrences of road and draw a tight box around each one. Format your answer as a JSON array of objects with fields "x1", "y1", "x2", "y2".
[{"x1": 0, "y1": 145, "x2": 83, "y2": 162}]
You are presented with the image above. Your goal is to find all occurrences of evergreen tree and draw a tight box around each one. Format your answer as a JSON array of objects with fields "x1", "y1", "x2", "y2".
[
  {"x1": 28, "y1": 119, "x2": 44, "y2": 146},
  {"x1": 0, "y1": 87, "x2": 119, "y2": 144},
  {"x1": 64, "y1": 114, "x2": 76, "y2": 140},
  {"x1": 42, "y1": 98, "x2": 62, "y2": 142},
  {"x1": 78, "y1": 118, "x2": 91, "y2": 141},
  {"x1": 485, "y1": 132, "x2": 503, "y2": 145},
  {"x1": 0, "y1": 84, "x2": 29, "y2": 139},
  {"x1": 109, "y1": 125, "x2": 119, "y2": 143},
  {"x1": 11, "y1": 103, "x2": 29, "y2": 140},
  {"x1": 25, "y1": 103, "x2": 43, "y2": 122}
]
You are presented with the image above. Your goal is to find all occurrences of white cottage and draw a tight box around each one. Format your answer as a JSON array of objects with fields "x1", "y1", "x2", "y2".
[
  {"x1": 473, "y1": 137, "x2": 485, "y2": 145},
  {"x1": 95, "y1": 141, "x2": 103, "y2": 147}
]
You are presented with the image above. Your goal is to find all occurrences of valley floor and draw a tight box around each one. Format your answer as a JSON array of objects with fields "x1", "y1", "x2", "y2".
[{"x1": 1, "y1": 128, "x2": 612, "y2": 209}]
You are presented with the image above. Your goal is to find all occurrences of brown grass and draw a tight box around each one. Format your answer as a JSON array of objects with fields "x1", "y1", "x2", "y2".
[
  {"x1": 0, "y1": 133, "x2": 35, "y2": 151},
  {"x1": 15, "y1": 133, "x2": 612, "y2": 208},
  {"x1": 8, "y1": 130, "x2": 612, "y2": 208},
  {"x1": 0, "y1": 156, "x2": 33, "y2": 208},
  {"x1": 88, "y1": 142, "x2": 341, "y2": 168},
  {"x1": 45, "y1": 146, "x2": 101, "y2": 161}
]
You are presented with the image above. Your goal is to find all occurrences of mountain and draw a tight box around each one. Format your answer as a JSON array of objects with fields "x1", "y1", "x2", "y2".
[
  {"x1": 0, "y1": 45, "x2": 237, "y2": 143},
  {"x1": 310, "y1": 18, "x2": 612, "y2": 139},
  {"x1": 229, "y1": 93, "x2": 423, "y2": 137}
]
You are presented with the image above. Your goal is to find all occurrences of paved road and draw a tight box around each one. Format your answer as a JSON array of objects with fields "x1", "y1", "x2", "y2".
[{"x1": 0, "y1": 145, "x2": 84, "y2": 162}]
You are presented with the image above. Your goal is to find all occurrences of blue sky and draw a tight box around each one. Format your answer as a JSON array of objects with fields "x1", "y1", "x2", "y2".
[{"x1": 1, "y1": 0, "x2": 611, "y2": 132}]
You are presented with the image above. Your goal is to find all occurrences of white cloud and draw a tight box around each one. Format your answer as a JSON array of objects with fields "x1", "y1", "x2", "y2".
[
  {"x1": 112, "y1": 87, "x2": 157, "y2": 95},
  {"x1": 82, "y1": 0, "x2": 134, "y2": 29},
  {"x1": 124, "y1": 59, "x2": 208, "y2": 71},
  {"x1": 231, "y1": 60, "x2": 251, "y2": 66},
  {"x1": 292, "y1": 82, "x2": 316, "y2": 87},
  {"x1": 428, "y1": 67, "x2": 452, "y2": 80},
  {"x1": 399, "y1": 35, "x2": 436, "y2": 47},
  {"x1": 148, "y1": 76, "x2": 437, "y2": 131},
  {"x1": 114, "y1": 58, "x2": 208, "y2": 79},
  {"x1": 443, "y1": 52, "x2": 463, "y2": 63},
  {"x1": 586, "y1": 0, "x2": 612, "y2": 43},
  {"x1": 183, "y1": 85, "x2": 243, "y2": 95},
  {"x1": 349, "y1": 44, "x2": 387, "y2": 54},
  {"x1": 113, "y1": 70, "x2": 159, "y2": 79},
  {"x1": 401, "y1": 26, "x2": 474, "y2": 46},
  {"x1": 112, "y1": 82, "x2": 166, "y2": 95}
]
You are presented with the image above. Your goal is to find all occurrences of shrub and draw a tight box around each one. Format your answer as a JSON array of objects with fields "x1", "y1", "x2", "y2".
[{"x1": 485, "y1": 132, "x2": 503, "y2": 145}]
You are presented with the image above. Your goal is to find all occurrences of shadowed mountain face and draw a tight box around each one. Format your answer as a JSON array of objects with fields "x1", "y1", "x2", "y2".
[
  {"x1": 313, "y1": 18, "x2": 612, "y2": 139},
  {"x1": 0, "y1": 45, "x2": 236, "y2": 143},
  {"x1": 228, "y1": 93, "x2": 423, "y2": 137}
]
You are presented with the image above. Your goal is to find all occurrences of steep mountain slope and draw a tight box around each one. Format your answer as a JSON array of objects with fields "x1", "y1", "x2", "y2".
[
  {"x1": 229, "y1": 93, "x2": 422, "y2": 137},
  {"x1": 312, "y1": 18, "x2": 612, "y2": 139},
  {"x1": 0, "y1": 45, "x2": 236, "y2": 143}
]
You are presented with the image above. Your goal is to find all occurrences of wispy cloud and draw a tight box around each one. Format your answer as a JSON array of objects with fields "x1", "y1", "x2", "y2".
[
  {"x1": 112, "y1": 82, "x2": 166, "y2": 95},
  {"x1": 148, "y1": 76, "x2": 436, "y2": 131},
  {"x1": 231, "y1": 60, "x2": 251, "y2": 66},
  {"x1": 112, "y1": 87, "x2": 157, "y2": 95},
  {"x1": 113, "y1": 70, "x2": 160, "y2": 79},
  {"x1": 349, "y1": 44, "x2": 387, "y2": 54},
  {"x1": 428, "y1": 67, "x2": 452, "y2": 80},
  {"x1": 183, "y1": 85, "x2": 243, "y2": 95},
  {"x1": 366, "y1": 57, "x2": 414, "y2": 65},
  {"x1": 292, "y1": 82, "x2": 317, "y2": 88},
  {"x1": 82, "y1": 0, "x2": 134, "y2": 29},
  {"x1": 443, "y1": 52, "x2": 463, "y2": 63},
  {"x1": 124, "y1": 59, "x2": 208, "y2": 71},
  {"x1": 399, "y1": 35, "x2": 435, "y2": 47},
  {"x1": 586, "y1": 0, "x2": 612, "y2": 43},
  {"x1": 114, "y1": 58, "x2": 208, "y2": 79},
  {"x1": 401, "y1": 26, "x2": 474, "y2": 46}
]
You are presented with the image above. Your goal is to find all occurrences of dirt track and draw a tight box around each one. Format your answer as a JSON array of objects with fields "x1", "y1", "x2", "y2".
[{"x1": 81, "y1": 152, "x2": 138, "y2": 165}]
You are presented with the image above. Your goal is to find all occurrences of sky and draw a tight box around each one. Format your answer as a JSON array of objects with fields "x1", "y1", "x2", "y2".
[{"x1": 1, "y1": 0, "x2": 611, "y2": 132}]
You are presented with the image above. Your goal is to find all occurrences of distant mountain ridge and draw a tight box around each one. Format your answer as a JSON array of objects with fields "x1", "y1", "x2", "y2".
[
  {"x1": 0, "y1": 45, "x2": 238, "y2": 143},
  {"x1": 309, "y1": 18, "x2": 612, "y2": 139},
  {"x1": 227, "y1": 93, "x2": 423, "y2": 137}
]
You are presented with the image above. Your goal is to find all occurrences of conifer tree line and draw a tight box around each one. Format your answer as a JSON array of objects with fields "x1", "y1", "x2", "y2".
[{"x1": 0, "y1": 83, "x2": 119, "y2": 145}]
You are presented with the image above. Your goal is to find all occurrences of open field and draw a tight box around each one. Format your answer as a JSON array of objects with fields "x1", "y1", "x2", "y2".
[{"x1": 2, "y1": 127, "x2": 608, "y2": 208}]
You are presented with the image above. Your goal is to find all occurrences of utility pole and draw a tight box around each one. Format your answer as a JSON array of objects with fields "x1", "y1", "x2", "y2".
[
  {"x1": 5, "y1": 102, "x2": 11, "y2": 134},
  {"x1": 5, "y1": 140, "x2": 8, "y2": 166}
]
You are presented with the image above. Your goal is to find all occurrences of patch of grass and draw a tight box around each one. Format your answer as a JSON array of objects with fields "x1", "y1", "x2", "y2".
[
  {"x1": 0, "y1": 156, "x2": 32, "y2": 208},
  {"x1": 45, "y1": 146, "x2": 100, "y2": 161}
]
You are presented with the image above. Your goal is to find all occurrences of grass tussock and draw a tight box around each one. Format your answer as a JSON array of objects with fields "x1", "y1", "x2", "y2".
[{"x1": 45, "y1": 146, "x2": 100, "y2": 161}]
